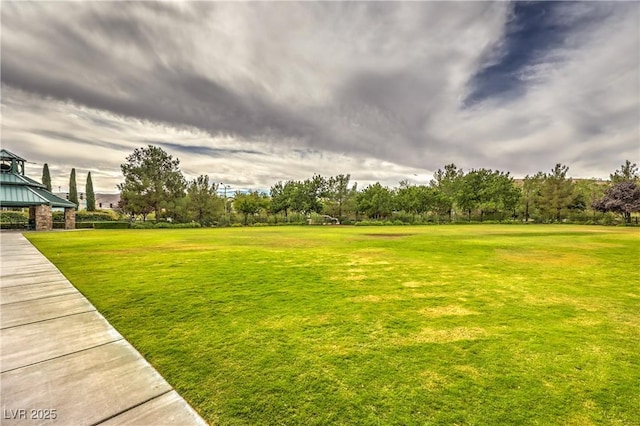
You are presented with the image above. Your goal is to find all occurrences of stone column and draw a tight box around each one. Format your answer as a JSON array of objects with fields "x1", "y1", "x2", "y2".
[
  {"x1": 64, "y1": 208, "x2": 76, "y2": 230},
  {"x1": 35, "y1": 205, "x2": 52, "y2": 231},
  {"x1": 28, "y1": 206, "x2": 36, "y2": 230}
]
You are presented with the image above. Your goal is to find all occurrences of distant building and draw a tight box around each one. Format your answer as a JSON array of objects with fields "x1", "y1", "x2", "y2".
[
  {"x1": 54, "y1": 192, "x2": 121, "y2": 211},
  {"x1": 96, "y1": 194, "x2": 121, "y2": 211}
]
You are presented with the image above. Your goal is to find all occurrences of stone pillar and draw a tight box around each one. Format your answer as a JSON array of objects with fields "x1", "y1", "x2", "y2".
[
  {"x1": 35, "y1": 205, "x2": 52, "y2": 231},
  {"x1": 28, "y1": 206, "x2": 36, "y2": 230},
  {"x1": 64, "y1": 208, "x2": 76, "y2": 230}
]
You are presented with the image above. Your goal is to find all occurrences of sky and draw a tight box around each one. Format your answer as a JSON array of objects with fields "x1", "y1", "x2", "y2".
[{"x1": 1, "y1": 1, "x2": 639, "y2": 194}]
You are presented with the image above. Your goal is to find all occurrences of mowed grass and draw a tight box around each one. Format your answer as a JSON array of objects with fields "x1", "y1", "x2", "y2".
[{"x1": 26, "y1": 225, "x2": 639, "y2": 425}]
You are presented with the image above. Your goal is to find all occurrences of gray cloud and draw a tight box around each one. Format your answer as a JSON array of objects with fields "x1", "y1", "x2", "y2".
[
  {"x1": 148, "y1": 141, "x2": 263, "y2": 158},
  {"x1": 1, "y1": 1, "x2": 638, "y2": 191}
]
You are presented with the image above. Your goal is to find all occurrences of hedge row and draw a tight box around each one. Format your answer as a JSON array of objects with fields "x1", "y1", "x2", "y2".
[
  {"x1": 130, "y1": 221, "x2": 201, "y2": 229},
  {"x1": 52, "y1": 211, "x2": 119, "y2": 222},
  {"x1": 0, "y1": 211, "x2": 28, "y2": 222}
]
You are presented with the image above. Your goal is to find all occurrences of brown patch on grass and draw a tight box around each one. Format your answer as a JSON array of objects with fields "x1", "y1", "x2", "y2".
[
  {"x1": 419, "y1": 370, "x2": 449, "y2": 390},
  {"x1": 410, "y1": 293, "x2": 431, "y2": 299},
  {"x1": 397, "y1": 327, "x2": 486, "y2": 344},
  {"x1": 352, "y1": 294, "x2": 404, "y2": 302},
  {"x1": 573, "y1": 242, "x2": 625, "y2": 249},
  {"x1": 331, "y1": 268, "x2": 368, "y2": 282},
  {"x1": 498, "y1": 249, "x2": 591, "y2": 266},
  {"x1": 317, "y1": 342, "x2": 356, "y2": 356},
  {"x1": 419, "y1": 306, "x2": 477, "y2": 317},
  {"x1": 402, "y1": 281, "x2": 427, "y2": 288},
  {"x1": 563, "y1": 317, "x2": 602, "y2": 327},
  {"x1": 259, "y1": 314, "x2": 330, "y2": 330},
  {"x1": 454, "y1": 365, "x2": 484, "y2": 379},
  {"x1": 348, "y1": 249, "x2": 393, "y2": 266},
  {"x1": 344, "y1": 274, "x2": 367, "y2": 281},
  {"x1": 364, "y1": 233, "x2": 416, "y2": 239},
  {"x1": 347, "y1": 259, "x2": 392, "y2": 267},
  {"x1": 522, "y1": 294, "x2": 599, "y2": 312},
  {"x1": 564, "y1": 414, "x2": 596, "y2": 426}
]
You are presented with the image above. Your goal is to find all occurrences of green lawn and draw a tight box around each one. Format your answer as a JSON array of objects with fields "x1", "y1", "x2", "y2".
[{"x1": 26, "y1": 225, "x2": 639, "y2": 425}]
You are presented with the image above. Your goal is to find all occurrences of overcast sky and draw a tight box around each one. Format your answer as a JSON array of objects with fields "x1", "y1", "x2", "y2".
[{"x1": 2, "y1": 1, "x2": 639, "y2": 193}]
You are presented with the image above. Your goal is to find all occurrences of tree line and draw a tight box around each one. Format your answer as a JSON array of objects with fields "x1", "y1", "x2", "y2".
[
  {"x1": 41, "y1": 163, "x2": 96, "y2": 211},
  {"x1": 117, "y1": 145, "x2": 640, "y2": 226}
]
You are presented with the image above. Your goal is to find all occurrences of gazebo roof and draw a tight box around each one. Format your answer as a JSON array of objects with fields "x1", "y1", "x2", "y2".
[
  {"x1": 0, "y1": 151, "x2": 76, "y2": 209},
  {"x1": 0, "y1": 149, "x2": 26, "y2": 162}
]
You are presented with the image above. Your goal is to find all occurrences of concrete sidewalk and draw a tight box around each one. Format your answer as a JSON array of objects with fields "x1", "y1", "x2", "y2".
[{"x1": 0, "y1": 232, "x2": 208, "y2": 425}]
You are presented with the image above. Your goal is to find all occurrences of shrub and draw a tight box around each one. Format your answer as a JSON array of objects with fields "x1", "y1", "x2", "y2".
[
  {"x1": 130, "y1": 221, "x2": 155, "y2": 229},
  {"x1": 129, "y1": 221, "x2": 201, "y2": 229},
  {"x1": 0, "y1": 211, "x2": 28, "y2": 223},
  {"x1": 76, "y1": 222, "x2": 95, "y2": 229},
  {"x1": 1, "y1": 223, "x2": 27, "y2": 229},
  {"x1": 167, "y1": 222, "x2": 201, "y2": 229},
  {"x1": 391, "y1": 212, "x2": 414, "y2": 224},
  {"x1": 93, "y1": 222, "x2": 130, "y2": 229},
  {"x1": 76, "y1": 210, "x2": 118, "y2": 222}
]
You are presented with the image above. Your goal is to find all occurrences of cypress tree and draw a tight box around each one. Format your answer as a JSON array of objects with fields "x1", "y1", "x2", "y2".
[
  {"x1": 86, "y1": 172, "x2": 96, "y2": 211},
  {"x1": 69, "y1": 168, "x2": 78, "y2": 206},
  {"x1": 42, "y1": 163, "x2": 52, "y2": 191}
]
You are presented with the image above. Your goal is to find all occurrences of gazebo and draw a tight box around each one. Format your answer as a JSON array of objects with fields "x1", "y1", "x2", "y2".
[{"x1": 0, "y1": 149, "x2": 77, "y2": 231}]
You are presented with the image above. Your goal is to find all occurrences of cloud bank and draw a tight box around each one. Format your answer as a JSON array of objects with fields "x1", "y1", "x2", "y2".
[{"x1": 2, "y1": 1, "x2": 638, "y2": 192}]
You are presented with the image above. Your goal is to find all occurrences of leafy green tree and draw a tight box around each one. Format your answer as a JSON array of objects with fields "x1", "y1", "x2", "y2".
[
  {"x1": 396, "y1": 182, "x2": 439, "y2": 222},
  {"x1": 395, "y1": 180, "x2": 420, "y2": 219},
  {"x1": 270, "y1": 180, "x2": 295, "y2": 221},
  {"x1": 357, "y1": 182, "x2": 394, "y2": 219},
  {"x1": 456, "y1": 169, "x2": 482, "y2": 221},
  {"x1": 119, "y1": 191, "x2": 153, "y2": 221},
  {"x1": 538, "y1": 164, "x2": 574, "y2": 222},
  {"x1": 161, "y1": 196, "x2": 190, "y2": 223},
  {"x1": 571, "y1": 179, "x2": 607, "y2": 221},
  {"x1": 42, "y1": 163, "x2": 52, "y2": 191},
  {"x1": 456, "y1": 169, "x2": 520, "y2": 222},
  {"x1": 430, "y1": 163, "x2": 463, "y2": 222},
  {"x1": 610, "y1": 160, "x2": 639, "y2": 184},
  {"x1": 325, "y1": 174, "x2": 352, "y2": 219},
  {"x1": 289, "y1": 175, "x2": 327, "y2": 215},
  {"x1": 592, "y1": 181, "x2": 640, "y2": 223},
  {"x1": 288, "y1": 181, "x2": 305, "y2": 215},
  {"x1": 414, "y1": 185, "x2": 438, "y2": 218},
  {"x1": 187, "y1": 175, "x2": 222, "y2": 226},
  {"x1": 69, "y1": 168, "x2": 78, "y2": 206},
  {"x1": 86, "y1": 172, "x2": 96, "y2": 211},
  {"x1": 520, "y1": 172, "x2": 544, "y2": 222},
  {"x1": 118, "y1": 145, "x2": 186, "y2": 221},
  {"x1": 485, "y1": 170, "x2": 520, "y2": 221},
  {"x1": 234, "y1": 191, "x2": 268, "y2": 225}
]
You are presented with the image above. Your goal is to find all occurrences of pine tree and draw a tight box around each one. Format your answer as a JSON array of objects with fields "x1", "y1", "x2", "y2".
[
  {"x1": 86, "y1": 172, "x2": 96, "y2": 211},
  {"x1": 42, "y1": 163, "x2": 52, "y2": 191},
  {"x1": 69, "y1": 168, "x2": 78, "y2": 206}
]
